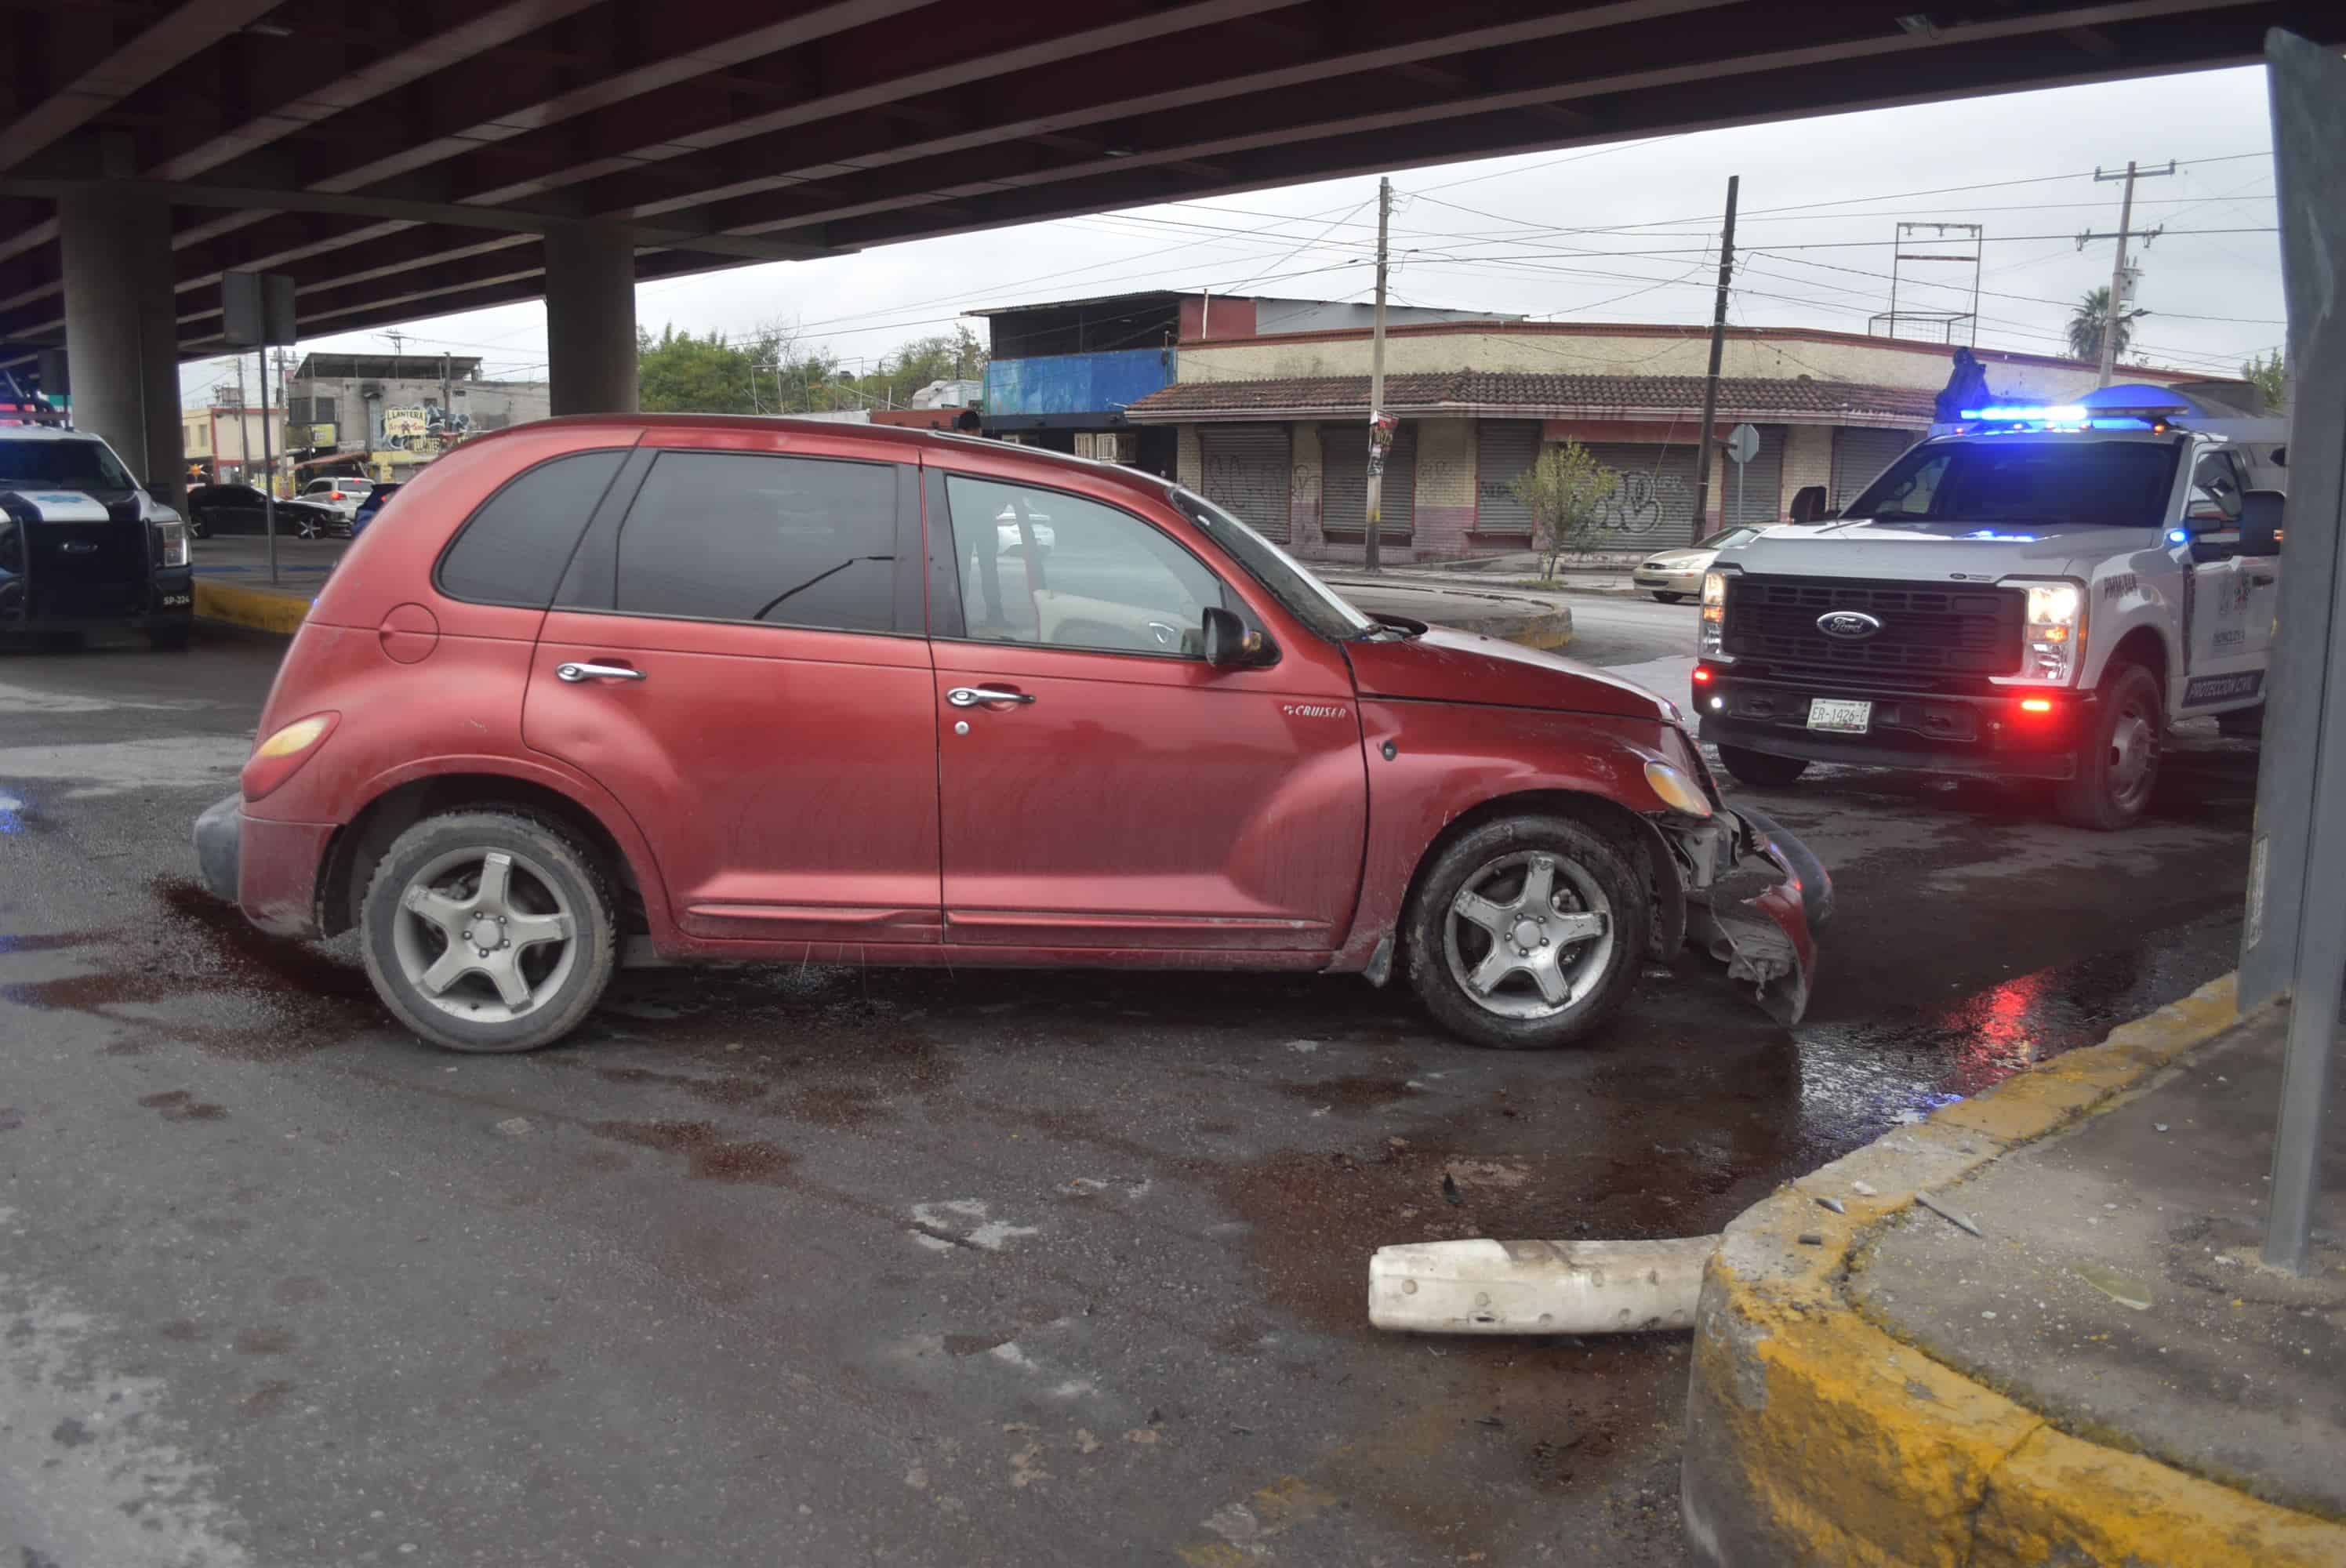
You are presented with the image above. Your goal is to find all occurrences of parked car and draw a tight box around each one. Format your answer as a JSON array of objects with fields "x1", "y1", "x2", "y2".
[
  {"x1": 348, "y1": 481, "x2": 403, "y2": 539},
  {"x1": 1634, "y1": 526, "x2": 1767, "y2": 602},
  {"x1": 183, "y1": 482, "x2": 268, "y2": 538},
  {"x1": 193, "y1": 416, "x2": 1821, "y2": 1054},
  {"x1": 0, "y1": 422, "x2": 193, "y2": 649},
  {"x1": 299, "y1": 475, "x2": 375, "y2": 519}
]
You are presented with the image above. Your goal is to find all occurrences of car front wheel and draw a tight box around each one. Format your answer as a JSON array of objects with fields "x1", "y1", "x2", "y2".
[
  {"x1": 359, "y1": 811, "x2": 617, "y2": 1052},
  {"x1": 1652, "y1": 591, "x2": 1685, "y2": 604},
  {"x1": 1404, "y1": 815, "x2": 1650, "y2": 1050}
]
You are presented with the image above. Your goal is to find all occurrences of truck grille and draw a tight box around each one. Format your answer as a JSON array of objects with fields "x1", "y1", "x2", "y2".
[{"x1": 1723, "y1": 574, "x2": 2025, "y2": 678}]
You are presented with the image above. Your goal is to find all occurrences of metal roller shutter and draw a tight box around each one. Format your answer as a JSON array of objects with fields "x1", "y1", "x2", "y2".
[
  {"x1": 1721, "y1": 424, "x2": 1785, "y2": 529},
  {"x1": 1579, "y1": 442, "x2": 1701, "y2": 547},
  {"x1": 1321, "y1": 423, "x2": 1417, "y2": 539},
  {"x1": 1198, "y1": 424, "x2": 1292, "y2": 539},
  {"x1": 1475, "y1": 420, "x2": 1542, "y2": 535},
  {"x1": 1832, "y1": 426, "x2": 1920, "y2": 509}
]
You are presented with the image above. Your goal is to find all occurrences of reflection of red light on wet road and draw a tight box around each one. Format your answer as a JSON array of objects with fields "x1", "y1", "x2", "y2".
[{"x1": 1946, "y1": 971, "x2": 2046, "y2": 1095}]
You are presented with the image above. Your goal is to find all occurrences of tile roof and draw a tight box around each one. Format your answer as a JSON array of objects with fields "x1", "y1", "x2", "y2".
[{"x1": 1126, "y1": 371, "x2": 1941, "y2": 423}]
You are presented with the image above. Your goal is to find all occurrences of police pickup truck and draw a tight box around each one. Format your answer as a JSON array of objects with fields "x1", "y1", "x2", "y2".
[
  {"x1": 1692, "y1": 395, "x2": 2285, "y2": 829},
  {"x1": 0, "y1": 419, "x2": 194, "y2": 649}
]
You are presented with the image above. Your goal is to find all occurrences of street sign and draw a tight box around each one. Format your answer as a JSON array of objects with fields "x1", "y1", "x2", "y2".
[
  {"x1": 220, "y1": 271, "x2": 296, "y2": 349},
  {"x1": 1726, "y1": 423, "x2": 1760, "y2": 465},
  {"x1": 285, "y1": 422, "x2": 336, "y2": 448}
]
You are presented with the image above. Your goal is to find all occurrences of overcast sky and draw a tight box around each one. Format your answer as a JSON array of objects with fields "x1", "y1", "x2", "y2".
[{"x1": 178, "y1": 63, "x2": 2287, "y2": 408}]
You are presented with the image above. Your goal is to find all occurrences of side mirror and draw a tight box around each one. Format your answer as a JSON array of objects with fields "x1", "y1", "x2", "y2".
[
  {"x1": 1788, "y1": 485, "x2": 1832, "y2": 524},
  {"x1": 2240, "y1": 489, "x2": 2283, "y2": 557},
  {"x1": 1201, "y1": 605, "x2": 1269, "y2": 668}
]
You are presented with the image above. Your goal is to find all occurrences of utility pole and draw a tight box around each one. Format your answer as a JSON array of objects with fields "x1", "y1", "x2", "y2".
[
  {"x1": 1689, "y1": 175, "x2": 1739, "y2": 532},
  {"x1": 233, "y1": 356, "x2": 247, "y2": 481},
  {"x1": 440, "y1": 351, "x2": 452, "y2": 443},
  {"x1": 383, "y1": 329, "x2": 405, "y2": 379},
  {"x1": 1363, "y1": 175, "x2": 1392, "y2": 575},
  {"x1": 2077, "y1": 158, "x2": 2173, "y2": 386}
]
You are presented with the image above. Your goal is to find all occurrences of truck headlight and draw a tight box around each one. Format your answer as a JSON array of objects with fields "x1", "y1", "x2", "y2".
[
  {"x1": 2014, "y1": 579, "x2": 2085, "y2": 683},
  {"x1": 152, "y1": 518, "x2": 189, "y2": 568},
  {"x1": 1699, "y1": 569, "x2": 1731, "y2": 657}
]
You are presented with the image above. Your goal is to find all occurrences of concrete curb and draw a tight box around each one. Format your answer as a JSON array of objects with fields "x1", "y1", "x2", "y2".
[
  {"x1": 1681, "y1": 975, "x2": 2346, "y2": 1567},
  {"x1": 194, "y1": 579, "x2": 311, "y2": 637}
]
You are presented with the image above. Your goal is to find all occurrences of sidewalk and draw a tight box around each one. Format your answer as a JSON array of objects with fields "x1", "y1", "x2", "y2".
[{"x1": 1682, "y1": 978, "x2": 2346, "y2": 1567}]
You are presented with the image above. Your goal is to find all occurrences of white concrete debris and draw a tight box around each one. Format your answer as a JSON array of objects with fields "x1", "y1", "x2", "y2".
[{"x1": 1368, "y1": 1236, "x2": 1720, "y2": 1335}]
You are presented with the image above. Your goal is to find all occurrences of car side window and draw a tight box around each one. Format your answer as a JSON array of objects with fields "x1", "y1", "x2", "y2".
[
  {"x1": 943, "y1": 475, "x2": 1229, "y2": 657},
  {"x1": 437, "y1": 448, "x2": 628, "y2": 607},
  {"x1": 2187, "y1": 450, "x2": 2245, "y2": 522},
  {"x1": 614, "y1": 450, "x2": 899, "y2": 633}
]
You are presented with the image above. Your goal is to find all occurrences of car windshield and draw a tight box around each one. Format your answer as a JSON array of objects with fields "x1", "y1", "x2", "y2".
[
  {"x1": 1169, "y1": 487, "x2": 1375, "y2": 640},
  {"x1": 0, "y1": 437, "x2": 136, "y2": 492},
  {"x1": 1843, "y1": 437, "x2": 2181, "y2": 529}
]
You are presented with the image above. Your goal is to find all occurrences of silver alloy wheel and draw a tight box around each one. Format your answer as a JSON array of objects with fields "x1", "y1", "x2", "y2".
[
  {"x1": 389, "y1": 846, "x2": 579, "y2": 1023},
  {"x1": 1441, "y1": 849, "x2": 1615, "y2": 1021},
  {"x1": 2106, "y1": 693, "x2": 2159, "y2": 811}
]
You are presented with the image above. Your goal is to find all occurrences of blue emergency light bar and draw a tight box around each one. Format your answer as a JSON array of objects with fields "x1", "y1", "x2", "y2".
[{"x1": 1959, "y1": 405, "x2": 2087, "y2": 423}]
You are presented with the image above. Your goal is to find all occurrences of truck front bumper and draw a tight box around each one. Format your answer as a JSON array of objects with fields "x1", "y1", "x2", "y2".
[
  {"x1": 1693, "y1": 662, "x2": 2088, "y2": 781},
  {"x1": 0, "y1": 567, "x2": 194, "y2": 635}
]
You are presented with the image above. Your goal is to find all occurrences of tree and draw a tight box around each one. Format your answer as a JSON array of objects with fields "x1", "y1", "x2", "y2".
[
  {"x1": 2065, "y1": 285, "x2": 2141, "y2": 365},
  {"x1": 2239, "y1": 348, "x2": 2287, "y2": 410},
  {"x1": 1509, "y1": 441, "x2": 1620, "y2": 582},
  {"x1": 636, "y1": 321, "x2": 844, "y2": 414}
]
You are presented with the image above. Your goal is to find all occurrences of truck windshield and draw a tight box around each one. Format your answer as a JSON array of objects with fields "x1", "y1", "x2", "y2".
[
  {"x1": 1170, "y1": 486, "x2": 1375, "y2": 640},
  {"x1": 1844, "y1": 437, "x2": 2181, "y2": 530},
  {"x1": 0, "y1": 437, "x2": 136, "y2": 493}
]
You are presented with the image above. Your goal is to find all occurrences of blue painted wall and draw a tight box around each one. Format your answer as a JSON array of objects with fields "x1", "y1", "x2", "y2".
[{"x1": 985, "y1": 348, "x2": 1174, "y2": 418}]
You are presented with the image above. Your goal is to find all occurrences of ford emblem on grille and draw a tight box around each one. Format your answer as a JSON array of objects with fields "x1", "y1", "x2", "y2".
[{"x1": 1816, "y1": 610, "x2": 1883, "y2": 640}]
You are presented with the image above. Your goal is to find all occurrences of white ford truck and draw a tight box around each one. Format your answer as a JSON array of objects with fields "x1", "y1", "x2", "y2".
[{"x1": 1692, "y1": 398, "x2": 2286, "y2": 829}]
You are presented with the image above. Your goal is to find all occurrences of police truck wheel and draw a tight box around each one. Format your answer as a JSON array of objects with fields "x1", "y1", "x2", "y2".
[
  {"x1": 1716, "y1": 745, "x2": 1809, "y2": 789},
  {"x1": 2056, "y1": 662, "x2": 2163, "y2": 831}
]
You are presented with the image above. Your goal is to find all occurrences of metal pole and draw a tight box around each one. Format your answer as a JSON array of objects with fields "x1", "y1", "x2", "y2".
[
  {"x1": 2250, "y1": 30, "x2": 2346, "y2": 1276},
  {"x1": 2096, "y1": 162, "x2": 2136, "y2": 387},
  {"x1": 258, "y1": 346, "x2": 276, "y2": 585},
  {"x1": 1690, "y1": 176, "x2": 1738, "y2": 530},
  {"x1": 1736, "y1": 453, "x2": 1746, "y2": 528},
  {"x1": 1364, "y1": 176, "x2": 1390, "y2": 575},
  {"x1": 234, "y1": 357, "x2": 247, "y2": 480}
]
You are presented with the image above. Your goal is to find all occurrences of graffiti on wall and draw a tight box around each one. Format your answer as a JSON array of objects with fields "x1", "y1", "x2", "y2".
[{"x1": 1594, "y1": 469, "x2": 1687, "y2": 535}]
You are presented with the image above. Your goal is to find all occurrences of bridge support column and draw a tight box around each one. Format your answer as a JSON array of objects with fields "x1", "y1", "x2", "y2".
[
  {"x1": 58, "y1": 183, "x2": 185, "y2": 508},
  {"x1": 544, "y1": 224, "x2": 638, "y2": 416}
]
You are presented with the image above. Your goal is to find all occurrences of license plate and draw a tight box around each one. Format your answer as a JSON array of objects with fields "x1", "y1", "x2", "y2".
[{"x1": 1807, "y1": 698, "x2": 1872, "y2": 734}]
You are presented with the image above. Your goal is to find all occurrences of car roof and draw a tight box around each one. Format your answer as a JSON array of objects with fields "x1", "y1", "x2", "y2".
[{"x1": 0, "y1": 424, "x2": 107, "y2": 445}]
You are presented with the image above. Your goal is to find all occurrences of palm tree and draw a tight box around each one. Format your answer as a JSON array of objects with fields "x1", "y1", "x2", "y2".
[{"x1": 2067, "y1": 285, "x2": 2139, "y2": 364}]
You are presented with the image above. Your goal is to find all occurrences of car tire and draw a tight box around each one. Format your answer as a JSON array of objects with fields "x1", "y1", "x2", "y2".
[
  {"x1": 1403, "y1": 814, "x2": 1650, "y2": 1051},
  {"x1": 1652, "y1": 592, "x2": 1685, "y2": 604},
  {"x1": 359, "y1": 810, "x2": 618, "y2": 1053},
  {"x1": 147, "y1": 624, "x2": 191, "y2": 652},
  {"x1": 2056, "y1": 662, "x2": 2164, "y2": 831},
  {"x1": 1716, "y1": 745, "x2": 1809, "y2": 788}
]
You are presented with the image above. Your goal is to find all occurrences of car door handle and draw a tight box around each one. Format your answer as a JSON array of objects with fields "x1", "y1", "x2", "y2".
[
  {"x1": 946, "y1": 686, "x2": 1034, "y2": 706},
  {"x1": 557, "y1": 661, "x2": 646, "y2": 683},
  {"x1": 2249, "y1": 572, "x2": 2277, "y2": 586}
]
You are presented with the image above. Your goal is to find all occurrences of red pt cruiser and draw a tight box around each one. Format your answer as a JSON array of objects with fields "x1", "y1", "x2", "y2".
[{"x1": 194, "y1": 417, "x2": 1822, "y2": 1054}]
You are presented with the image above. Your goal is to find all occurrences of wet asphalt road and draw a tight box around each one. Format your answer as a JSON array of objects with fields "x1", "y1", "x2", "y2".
[{"x1": 0, "y1": 608, "x2": 2261, "y2": 1566}]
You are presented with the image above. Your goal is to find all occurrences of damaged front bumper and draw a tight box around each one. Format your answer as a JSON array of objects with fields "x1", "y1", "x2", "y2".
[{"x1": 1659, "y1": 805, "x2": 1826, "y2": 1027}]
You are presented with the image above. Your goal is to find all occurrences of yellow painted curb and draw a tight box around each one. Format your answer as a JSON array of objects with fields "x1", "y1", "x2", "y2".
[
  {"x1": 1682, "y1": 975, "x2": 2346, "y2": 1567},
  {"x1": 193, "y1": 578, "x2": 311, "y2": 636}
]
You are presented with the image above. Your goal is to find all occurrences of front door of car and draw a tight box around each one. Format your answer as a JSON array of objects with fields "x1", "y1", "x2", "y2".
[
  {"x1": 521, "y1": 436, "x2": 940, "y2": 946},
  {"x1": 926, "y1": 468, "x2": 1367, "y2": 951},
  {"x1": 2178, "y1": 447, "x2": 2279, "y2": 711}
]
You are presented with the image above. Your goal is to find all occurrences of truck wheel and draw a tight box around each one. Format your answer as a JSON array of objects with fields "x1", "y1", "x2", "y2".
[
  {"x1": 2216, "y1": 705, "x2": 2264, "y2": 739},
  {"x1": 359, "y1": 810, "x2": 617, "y2": 1053},
  {"x1": 1404, "y1": 815, "x2": 1650, "y2": 1051},
  {"x1": 2056, "y1": 663, "x2": 2164, "y2": 830},
  {"x1": 1716, "y1": 745, "x2": 1809, "y2": 789}
]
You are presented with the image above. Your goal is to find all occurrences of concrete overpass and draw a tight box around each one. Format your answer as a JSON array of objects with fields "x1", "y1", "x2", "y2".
[{"x1": 0, "y1": 0, "x2": 2334, "y2": 496}]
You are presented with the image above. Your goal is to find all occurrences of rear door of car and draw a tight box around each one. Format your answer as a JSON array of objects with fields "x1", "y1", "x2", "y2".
[{"x1": 521, "y1": 426, "x2": 939, "y2": 946}]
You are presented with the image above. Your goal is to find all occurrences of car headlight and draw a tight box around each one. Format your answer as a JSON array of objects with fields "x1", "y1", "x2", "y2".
[
  {"x1": 1643, "y1": 760, "x2": 1713, "y2": 818},
  {"x1": 2011, "y1": 579, "x2": 2086, "y2": 684},
  {"x1": 152, "y1": 518, "x2": 189, "y2": 568},
  {"x1": 1700, "y1": 568, "x2": 1732, "y2": 657}
]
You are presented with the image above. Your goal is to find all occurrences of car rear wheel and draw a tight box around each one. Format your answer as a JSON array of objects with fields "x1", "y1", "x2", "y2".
[
  {"x1": 1404, "y1": 815, "x2": 1649, "y2": 1051},
  {"x1": 1716, "y1": 745, "x2": 1809, "y2": 789},
  {"x1": 1652, "y1": 591, "x2": 1686, "y2": 604},
  {"x1": 2056, "y1": 662, "x2": 2163, "y2": 831},
  {"x1": 359, "y1": 811, "x2": 616, "y2": 1053}
]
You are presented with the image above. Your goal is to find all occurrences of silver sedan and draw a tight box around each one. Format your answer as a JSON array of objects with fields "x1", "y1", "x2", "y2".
[{"x1": 1633, "y1": 526, "x2": 1762, "y2": 602}]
